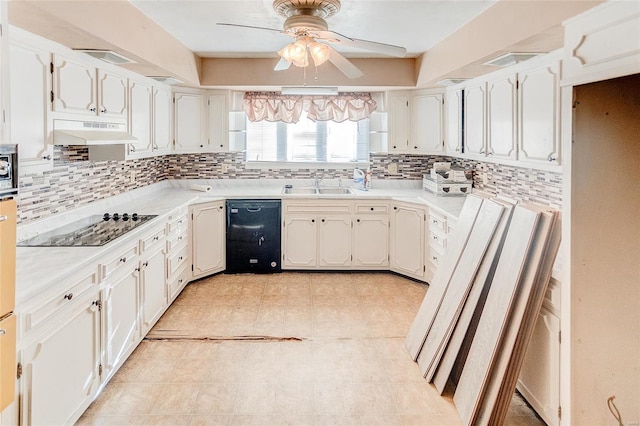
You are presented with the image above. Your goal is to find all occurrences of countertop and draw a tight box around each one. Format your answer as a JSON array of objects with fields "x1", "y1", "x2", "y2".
[{"x1": 15, "y1": 179, "x2": 467, "y2": 307}]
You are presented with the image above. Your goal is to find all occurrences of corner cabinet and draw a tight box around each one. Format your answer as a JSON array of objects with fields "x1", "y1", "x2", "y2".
[
  {"x1": 390, "y1": 201, "x2": 425, "y2": 281},
  {"x1": 387, "y1": 90, "x2": 444, "y2": 154},
  {"x1": 190, "y1": 200, "x2": 226, "y2": 279}
]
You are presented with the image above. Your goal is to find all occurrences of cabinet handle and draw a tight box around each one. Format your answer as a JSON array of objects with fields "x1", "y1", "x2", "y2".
[
  {"x1": 433, "y1": 235, "x2": 439, "y2": 241},
  {"x1": 547, "y1": 154, "x2": 557, "y2": 162},
  {"x1": 0, "y1": 329, "x2": 5, "y2": 336},
  {"x1": 143, "y1": 261, "x2": 149, "y2": 267},
  {"x1": 178, "y1": 256, "x2": 183, "y2": 261},
  {"x1": 63, "y1": 293, "x2": 73, "y2": 301},
  {"x1": 479, "y1": 148, "x2": 485, "y2": 154},
  {"x1": 178, "y1": 236, "x2": 183, "y2": 241},
  {"x1": 0, "y1": 215, "x2": 7, "y2": 222},
  {"x1": 135, "y1": 267, "x2": 140, "y2": 272},
  {"x1": 178, "y1": 220, "x2": 183, "y2": 224},
  {"x1": 42, "y1": 155, "x2": 52, "y2": 161},
  {"x1": 178, "y1": 279, "x2": 183, "y2": 284},
  {"x1": 101, "y1": 107, "x2": 107, "y2": 113},
  {"x1": 90, "y1": 107, "x2": 97, "y2": 112},
  {"x1": 153, "y1": 236, "x2": 159, "y2": 241},
  {"x1": 120, "y1": 257, "x2": 127, "y2": 263},
  {"x1": 432, "y1": 256, "x2": 438, "y2": 261}
]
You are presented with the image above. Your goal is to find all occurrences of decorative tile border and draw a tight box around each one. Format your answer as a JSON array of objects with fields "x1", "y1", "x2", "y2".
[{"x1": 16, "y1": 148, "x2": 562, "y2": 224}]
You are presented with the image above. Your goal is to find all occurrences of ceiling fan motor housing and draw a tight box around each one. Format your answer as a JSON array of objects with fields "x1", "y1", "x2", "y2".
[{"x1": 273, "y1": 0, "x2": 341, "y2": 33}]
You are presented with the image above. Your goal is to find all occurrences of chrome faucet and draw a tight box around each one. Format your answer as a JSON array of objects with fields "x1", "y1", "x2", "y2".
[{"x1": 314, "y1": 174, "x2": 323, "y2": 188}]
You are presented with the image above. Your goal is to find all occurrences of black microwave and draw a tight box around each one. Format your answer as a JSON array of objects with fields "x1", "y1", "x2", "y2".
[{"x1": 0, "y1": 144, "x2": 18, "y2": 198}]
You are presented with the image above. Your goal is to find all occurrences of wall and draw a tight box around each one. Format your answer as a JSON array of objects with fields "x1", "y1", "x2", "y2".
[{"x1": 17, "y1": 148, "x2": 563, "y2": 225}]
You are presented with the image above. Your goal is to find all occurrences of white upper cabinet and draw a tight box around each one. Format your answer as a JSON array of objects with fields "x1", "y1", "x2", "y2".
[
  {"x1": 173, "y1": 90, "x2": 207, "y2": 153},
  {"x1": 518, "y1": 59, "x2": 561, "y2": 165},
  {"x1": 153, "y1": 85, "x2": 172, "y2": 154},
  {"x1": 128, "y1": 78, "x2": 153, "y2": 156},
  {"x1": 387, "y1": 91, "x2": 410, "y2": 153},
  {"x1": 486, "y1": 72, "x2": 518, "y2": 160},
  {"x1": 9, "y1": 30, "x2": 53, "y2": 173},
  {"x1": 563, "y1": 1, "x2": 640, "y2": 86},
  {"x1": 0, "y1": 2, "x2": 8, "y2": 144},
  {"x1": 52, "y1": 53, "x2": 128, "y2": 121},
  {"x1": 411, "y1": 92, "x2": 444, "y2": 154},
  {"x1": 207, "y1": 92, "x2": 228, "y2": 152},
  {"x1": 463, "y1": 81, "x2": 486, "y2": 158},
  {"x1": 445, "y1": 88, "x2": 463, "y2": 155}
]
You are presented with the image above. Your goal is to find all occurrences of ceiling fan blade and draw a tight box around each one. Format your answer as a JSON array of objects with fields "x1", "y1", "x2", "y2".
[
  {"x1": 216, "y1": 22, "x2": 289, "y2": 36},
  {"x1": 274, "y1": 57, "x2": 291, "y2": 71},
  {"x1": 315, "y1": 30, "x2": 406, "y2": 58},
  {"x1": 326, "y1": 45, "x2": 363, "y2": 79}
]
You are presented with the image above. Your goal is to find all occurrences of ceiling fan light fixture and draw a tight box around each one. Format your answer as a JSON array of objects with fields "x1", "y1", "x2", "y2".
[{"x1": 309, "y1": 42, "x2": 330, "y2": 66}]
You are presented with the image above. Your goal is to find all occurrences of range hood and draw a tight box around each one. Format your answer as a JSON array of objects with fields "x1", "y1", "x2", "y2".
[{"x1": 53, "y1": 120, "x2": 137, "y2": 146}]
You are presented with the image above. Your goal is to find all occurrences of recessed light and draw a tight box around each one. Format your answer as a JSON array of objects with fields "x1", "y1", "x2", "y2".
[
  {"x1": 483, "y1": 52, "x2": 542, "y2": 67},
  {"x1": 436, "y1": 78, "x2": 469, "y2": 86},
  {"x1": 74, "y1": 49, "x2": 136, "y2": 65},
  {"x1": 148, "y1": 76, "x2": 183, "y2": 85}
]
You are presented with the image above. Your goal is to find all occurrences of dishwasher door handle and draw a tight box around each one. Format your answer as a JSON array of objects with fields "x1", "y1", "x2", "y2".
[{"x1": 246, "y1": 207, "x2": 263, "y2": 212}]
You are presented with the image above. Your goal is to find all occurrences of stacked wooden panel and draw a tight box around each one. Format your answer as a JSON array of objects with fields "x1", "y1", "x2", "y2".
[{"x1": 405, "y1": 194, "x2": 561, "y2": 426}]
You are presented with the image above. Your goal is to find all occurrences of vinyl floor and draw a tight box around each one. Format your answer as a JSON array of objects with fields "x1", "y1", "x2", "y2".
[{"x1": 76, "y1": 272, "x2": 545, "y2": 426}]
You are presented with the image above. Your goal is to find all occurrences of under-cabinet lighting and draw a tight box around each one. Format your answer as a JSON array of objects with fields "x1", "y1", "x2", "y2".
[
  {"x1": 483, "y1": 52, "x2": 542, "y2": 67},
  {"x1": 281, "y1": 86, "x2": 339, "y2": 95},
  {"x1": 74, "y1": 49, "x2": 136, "y2": 64}
]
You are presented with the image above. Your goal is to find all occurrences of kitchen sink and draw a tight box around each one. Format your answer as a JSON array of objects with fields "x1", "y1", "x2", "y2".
[
  {"x1": 282, "y1": 187, "x2": 319, "y2": 195},
  {"x1": 281, "y1": 186, "x2": 354, "y2": 195},
  {"x1": 317, "y1": 188, "x2": 353, "y2": 195}
]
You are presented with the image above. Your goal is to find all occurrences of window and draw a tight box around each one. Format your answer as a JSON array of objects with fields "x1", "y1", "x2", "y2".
[{"x1": 245, "y1": 111, "x2": 370, "y2": 166}]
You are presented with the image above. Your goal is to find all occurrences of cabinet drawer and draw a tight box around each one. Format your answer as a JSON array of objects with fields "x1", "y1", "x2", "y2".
[
  {"x1": 168, "y1": 244, "x2": 189, "y2": 279},
  {"x1": 23, "y1": 271, "x2": 98, "y2": 333},
  {"x1": 166, "y1": 230, "x2": 188, "y2": 253},
  {"x1": 428, "y1": 244, "x2": 444, "y2": 267},
  {"x1": 140, "y1": 226, "x2": 167, "y2": 253},
  {"x1": 167, "y1": 213, "x2": 188, "y2": 236},
  {"x1": 284, "y1": 202, "x2": 352, "y2": 215},
  {"x1": 354, "y1": 203, "x2": 389, "y2": 214},
  {"x1": 429, "y1": 232, "x2": 447, "y2": 250},
  {"x1": 428, "y1": 212, "x2": 447, "y2": 233},
  {"x1": 168, "y1": 264, "x2": 190, "y2": 302},
  {"x1": 100, "y1": 243, "x2": 139, "y2": 281}
]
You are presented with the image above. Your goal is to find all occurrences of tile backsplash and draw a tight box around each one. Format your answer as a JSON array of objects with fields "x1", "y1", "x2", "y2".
[{"x1": 16, "y1": 147, "x2": 562, "y2": 224}]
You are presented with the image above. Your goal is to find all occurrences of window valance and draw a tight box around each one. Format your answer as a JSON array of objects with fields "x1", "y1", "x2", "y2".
[{"x1": 243, "y1": 91, "x2": 377, "y2": 123}]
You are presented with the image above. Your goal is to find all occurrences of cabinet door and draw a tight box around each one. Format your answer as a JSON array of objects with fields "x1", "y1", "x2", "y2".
[
  {"x1": 97, "y1": 69, "x2": 127, "y2": 119},
  {"x1": 390, "y1": 203, "x2": 425, "y2": 280},
  {"x1": 141, "y1": 247, "x2": 167, "y2": 332},
  {"x1": 0, "y1": 314, "x2": 16, "y2": 412},
  {"x1": 0, "y1": 199, "x2": 16, "y2": 316},
  {"x1": 174, "y1": 92, "x2": 207, "y2": 152},
  {"x1": 153, "y1": 85, "x2": 172, "y2": 154},
  {"x1": 353, "y1": 215, "x2": 389, "y2": 268},
  {"x1": 52, "y1": 54, "x2": 97, "y2": 116},
  {"x1": 463, "y1": 82, "x2": 486, "y2": 157},
  {"x1": 317, "y1": 215, "x2": 352, "y2": 267},
  {"x1": 517, "y1": 306, "x2": 560, "y2": 426},
  {"x1": 282, "y1": 215, "x2": 317, "y2": 268},
  {"x1": 191, "y1": 201, "x2": 225, "y2": 278},
  {"x1": 387, "y1": 93, "x2": 409, "y2": 152},
  {"x1": 445, "y1": 89, "x2": 463, "y2": 155},
  {"x1": 22, "y1": 292, "x2": 101, "y2": 426},
  {"x1": 487, "y1": 73, "x2": 518, "y2": 159},
  {"x1": 411, "y1": 93, "x2": 444, "y2": 153},
  {"x1": 518, "y1": 61, "x2": 560, "y2": 165},
  {"x1": 129, "y1": 79, "x2": 153, "y2": 155},
  {"x1": 208, "y1": 93, "x2": 228, "y2": 152},
  {"x1": 102, "y1": 268, "x2": 139, "y2": 378},
  {"x1": 9, "y1": 41, "x2": 52, "y2": 171}
]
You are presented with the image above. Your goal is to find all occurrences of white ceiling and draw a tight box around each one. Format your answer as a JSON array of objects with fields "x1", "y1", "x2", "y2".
[{"x1": 130, "y1": 0, "x2": 496, "y2": 59}]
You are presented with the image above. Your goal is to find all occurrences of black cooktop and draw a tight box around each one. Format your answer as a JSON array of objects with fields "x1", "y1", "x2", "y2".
[{"x1": 18, "y1": 213, "x2": 157, "y2": 247}]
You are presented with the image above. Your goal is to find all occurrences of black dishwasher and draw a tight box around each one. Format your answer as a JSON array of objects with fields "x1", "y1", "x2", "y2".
[{"x1": 226, "y1": 199, "x2": 281, "y2": 273}]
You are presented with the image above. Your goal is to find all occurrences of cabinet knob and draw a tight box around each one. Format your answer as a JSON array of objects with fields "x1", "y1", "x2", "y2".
[
  {"x1": 393, "y1": 145, "x2": 397, "y2": 149},
  {"x1": 432, "y1": 256, "x2": 438, "y2": 261},
  {"x1": 547, "y1": 154, "x2": 557, "y2": 162},
  {"x1": 414, "y1": 146, "x2": 418, "y2": 149},
  {"x1": 311, "y1": 219, "x2": 315, "y2": 223},
  {"x1": 42, "y1": 155, "x2": 52, "y2": 161},
  {"x1": 63, "y1": 293, "x2": 73, "y2": 301},
  {"x1": 0, "y1": 215, "x2": 7, "y2": 222},
  {"x1": 90, "y1": 107, "x2": 97, "y2": 112},
  {"x1": 219, "y1": 206, "x2": 223, "y2": 210},
  {"x1": 0, "y1": 329, "x2": 5, "y2": 335},
  {"x1": 321, "y1": 219, "x2": 325, "y2": 223},
  {"x1": 153, "y1": 236, "x2": 159, "y2": 241},
  {"x1": 393, "y1": 206, "x2": 398, "y2": 210},
  {"x1": 144, "y1": 261, "x2": 149, "y2": 267},
  {"x1": 433, "y1": 235, "x2": 438, "y2": 241},
  {"x1": 200, "y1": 145, "x2": 204, "y2": 148},
  {"x1": 370, "y1": 207, "x2": 374, "y2": 211},
  {"x1": 101, "y1": 107, "x2": 107, "y2": 113},
  {"x1": 120, "y1": 257, "x2": 127, "y2": 263},
  {"x1": 356, "y1": 219, "x2": 360, "y2": 223}
]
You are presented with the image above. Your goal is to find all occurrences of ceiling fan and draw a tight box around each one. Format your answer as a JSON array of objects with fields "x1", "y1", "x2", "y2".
[{"x1": 217, "y1": 0, "x2": 407, "y2": 79}]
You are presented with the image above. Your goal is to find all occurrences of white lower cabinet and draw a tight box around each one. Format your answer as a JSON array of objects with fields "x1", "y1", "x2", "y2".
[
  {"x1": 352, "y1": 202, "x2": 389, "y2": 269},
  {"x1": 283, "y1": 215, "x2": 317, "y2": 268},
  {"x1": 191, "y1": 200, "x2": 225, "y2": 279},
  {"x1": 390, "y1": 201, "x2": 425, "y2": 281},
  {"x1": 21, "y1": 287, "x2": 101, "y2": 426},
  {"x1": 317, "y1": 215, "x2": 352, "y2": 268},
  {"x1": 140, "y1": 245, "x2": 167, "y2": 334}
]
